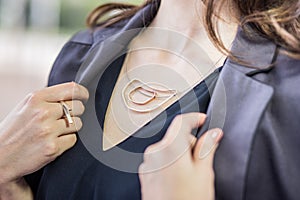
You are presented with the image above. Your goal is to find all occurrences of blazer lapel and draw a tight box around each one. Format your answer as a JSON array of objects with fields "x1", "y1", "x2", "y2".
[
  {"x1": 204, "y1": 28, "x2": 278, "y2": 200},
  {"x1": 210, "y1": 63, "x2": 274, "y2": 200},
  {"x1": 75, "y1": 2, "x2": 159, "y2": 86}
]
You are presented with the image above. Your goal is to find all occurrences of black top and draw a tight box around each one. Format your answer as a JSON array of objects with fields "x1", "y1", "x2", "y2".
[{"x1": 26, "y1": 52, "x2": 221, "y2": 199}]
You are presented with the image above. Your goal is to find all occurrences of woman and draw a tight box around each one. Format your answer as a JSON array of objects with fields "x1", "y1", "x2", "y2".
[
  {"x1": 2, "y1": 0, "x2": 300, "y2": 199},
  {"x1": 24, "y1": 1, "x2": 231, "y2": 199},
  {"x1": 1, "y1": 0, "x2": 229, "y2": 198}
]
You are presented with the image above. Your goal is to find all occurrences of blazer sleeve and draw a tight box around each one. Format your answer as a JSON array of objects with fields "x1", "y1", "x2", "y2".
[{"x1": 25, "y1": 30, "x2": 93, "y2": 194}]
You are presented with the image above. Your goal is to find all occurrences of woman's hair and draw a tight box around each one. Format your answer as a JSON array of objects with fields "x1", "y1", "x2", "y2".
[
  {"x1": 87, "y1": 0, "x2": 300, "y2": 59},
  {"x1": 203, "y1": 0, "x2": 300, "y2": 58},
  {"x1": 86, "y1": 0, "x2": 156, "y2": 28}
]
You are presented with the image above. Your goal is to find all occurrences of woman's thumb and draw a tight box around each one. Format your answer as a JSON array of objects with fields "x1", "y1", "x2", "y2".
[{"x1": 193, "y1": 128, "x2": 223, "y2": 165}]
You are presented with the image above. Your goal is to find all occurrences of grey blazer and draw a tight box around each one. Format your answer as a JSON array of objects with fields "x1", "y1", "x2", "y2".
[
  {"x1": 208, "y1": 30, "x2": 300, "y2": 199},
  {"x1": 29, "y1": 2, "x2": 300, "y2": 200}
]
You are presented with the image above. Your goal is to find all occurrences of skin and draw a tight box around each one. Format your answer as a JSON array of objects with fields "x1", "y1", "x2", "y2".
[
  {"x1": 0, "y1": 82, "x2": 89, "y2": 199},
  {"x1": 149, "y1": 0, "x2": 236, "y2": 66},
  {"x1": 139, "y1": 113, "x2": 223, "y2": 200}
]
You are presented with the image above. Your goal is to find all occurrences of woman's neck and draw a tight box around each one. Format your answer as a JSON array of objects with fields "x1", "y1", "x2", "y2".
[
  {"x1": 140, "y1": 0, "x2": 237, "y2": 66},
  {"x1": 150, "y1": 0, "x2": 204, "y2": 37},
  {"x1": 128, "y1": 0, "x2": 237, "y2": 70}
]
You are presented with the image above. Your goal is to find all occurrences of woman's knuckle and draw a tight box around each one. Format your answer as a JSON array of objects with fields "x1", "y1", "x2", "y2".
[
  {"x1": 78, "y1": 102, "x2": 85, "y2": 114},
  {"x1": 138, "y1": 163, "x2": 146, "y2": 174},
  {"x1": 70, "y1": 134, "x2": 78, "y2": 145},
  {"x1": 26, "y1": 92, "x2": 41, "y2": 107},
  {"x1": 169, "y1": 115, "x2": 185, "y2": 129},
  {"x1": 73, "y1": 101, "x2": 85, "y2": 115},
  {"x1": 173, "y1": 115, "x2": 183, "y2": 124},
  {"x1": 38, "y1": 125, "x2": 52, "y2": 137},
  {"x1": 48, "y1": 155, "x2": 57, "y2": 162},
  {"x1": 144, "y1": 144, "x2": 161, "y2": 157},
  {"x1": 65, "y1": 81, "x2": 76, "y2": 89},
  {"x1": 44, "y1": 141, "x2": 59, "y2": 156},
  {"x1": 144, "y1": 145, "x2": 154, "y2": 155},
  {"x1": 70, "y1": 81, "x2": 77, "y2": 88},
  {"x1": 34, "y1": 108, "x2": 50, "y2": 122},
  {"x1": 75, "y1": 117, "x2": 83, "y2": 130},
  {"x1": 71, "y1": 82, "x2": 80, "y2": 94}
]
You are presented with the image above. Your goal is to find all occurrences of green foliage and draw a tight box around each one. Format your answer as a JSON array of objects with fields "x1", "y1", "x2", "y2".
[{"x1": 59, "y1": 0, "x2": 144, "y2": 33}]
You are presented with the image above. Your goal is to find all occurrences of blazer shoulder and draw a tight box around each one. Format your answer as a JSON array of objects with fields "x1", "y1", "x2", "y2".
[
  {"x1": 47, "y1": 24, "x2": 126, "y2": 86},
  {"x1": 69, "y1": 29, "x2": 94, "y2": 45},
  {"x1": 48, "y1": 30, "x2": 94, "y2": 86},
  {"x1": 48, "y1": 1, "x2": 159, "y2": 86},
  {"x1": 69, "y1": 18, "x2": 130, "y2": 46}
]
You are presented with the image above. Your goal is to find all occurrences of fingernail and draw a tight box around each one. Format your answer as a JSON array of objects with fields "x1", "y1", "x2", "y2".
[{"x1": 199, "y1": 128, "x2": 223, "y2": 159}]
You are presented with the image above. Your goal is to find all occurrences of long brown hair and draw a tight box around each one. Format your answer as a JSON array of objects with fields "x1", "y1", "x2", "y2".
[
  {"x1": 87, "y1": 0, "x2": 300, "y2": 59},
  {"x1": 86, "y1": 1, "x2": 153, "y2": 28},
  {"x1": 203, "y1": 0, "x2": 300, "y2": 58}
]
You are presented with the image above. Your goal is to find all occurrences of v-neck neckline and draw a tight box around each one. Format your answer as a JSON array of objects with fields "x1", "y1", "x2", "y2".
[{"x1": 95, "y1": 54, "x2": 222, "y2": 150}]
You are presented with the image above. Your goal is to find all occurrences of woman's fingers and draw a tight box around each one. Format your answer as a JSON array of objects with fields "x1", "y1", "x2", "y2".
[
  {"x1": 0, "y1": 83, "x2": 90, "y2": 185},
  {"x1": 30, "y1": 82, "x2": 89, "y2": 102},
  {"x1": 42, "y1": 134, "x2": 77, "y2": 159},
  {"x1": 164, "y1": 113, "x2": 206, "y2": 141},
  {"x1": 63, "y1": 100, "x2": 85, "y2": 116},
  {"x1": 152, "y1": 113, "x2": 206, "y2": 151},
  {"x1": 139, "y1": 114, "x2": 222, "y2": 200},
  {"x1": 21, "y1": 82, "x2": 88, "y2": 121},
  {"x1": 56, "y1": 134, "x2": 77, "y2": 156},
  {"x1": 47, "y1": 100, "x2": 85, "y2": 120},
  {"x1": 193, "y1": 128, "x2": 223, "y2": 165},
  {"x1": 52, "y1": 117, "x2": 83, "y2": 137},
  {"x1": 142, "y1": 113, "x2": 206, "y2": 172},
  {"x1": 38, "y1": 118, "x2": 81, "y2": 159}
]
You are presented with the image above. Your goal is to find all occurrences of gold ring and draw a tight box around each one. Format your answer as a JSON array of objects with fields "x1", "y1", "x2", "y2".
[{"x1": 60, "y1": 101, "x2": 73, "y2": 125}]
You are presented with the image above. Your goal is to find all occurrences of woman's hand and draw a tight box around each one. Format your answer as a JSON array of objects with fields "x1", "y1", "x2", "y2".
[
  {"x1": 139, "y1": 113, "x2": 223, "y2": 200},
  {"x1": 0, "y1": 82, "x2": 89, "y2": 184}
]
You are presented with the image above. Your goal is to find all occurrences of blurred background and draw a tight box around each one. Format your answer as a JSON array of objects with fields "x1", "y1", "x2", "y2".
[{"x1": 0, "y1": 0, "x2": 142, "y2": 120}]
